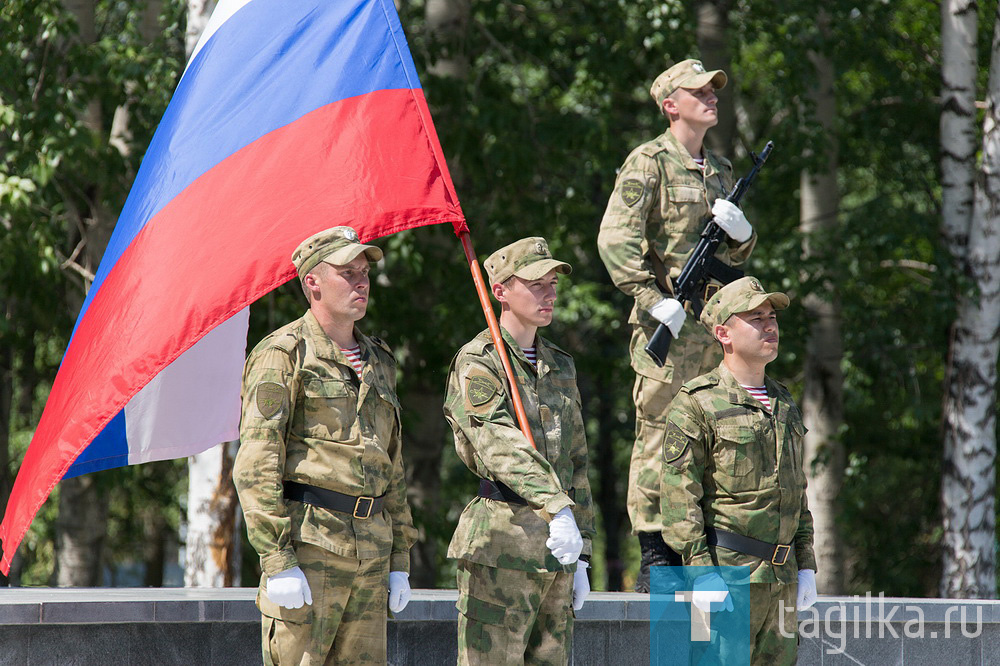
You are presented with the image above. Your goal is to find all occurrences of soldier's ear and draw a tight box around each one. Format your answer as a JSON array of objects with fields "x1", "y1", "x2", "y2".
[
  {"x1": 662, "y1": 95, "x2": 678, "y2": 118},
  {"x1": 714, "y1": 324, "x2": 730, "y2": 346},
  {"x1": 303, "y1": 272, "x2": 320, "y2": 295},
  {"x1": 491, "y1": 282, "x2": 506, "y2": 303}
]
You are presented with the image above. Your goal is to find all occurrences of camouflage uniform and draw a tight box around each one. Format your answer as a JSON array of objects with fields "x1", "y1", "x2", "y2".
[
  {"x1": 660, "y1": 361, "x2": 816, "y2": 664},
  {"x1": 598, "y1": 127, "x2": 756, "y2": 536},
  {"x1": 234, "y1": 309, "x2": 417, "y2": 665},
  {"x1": 445, "y1": 327, "x2": 595, "y2": 666}
]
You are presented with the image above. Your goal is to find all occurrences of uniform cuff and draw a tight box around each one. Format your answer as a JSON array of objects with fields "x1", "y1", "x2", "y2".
[
  {"x1": 389, "y1": 551, "x2": 411, "y2": 574},
  {"x1": 687, "y1": 552, "x2": 715, "y2": 567},
  {"x1": 637, "y1": 287, "x2": 667, "y2": 313},
  {"x1": 795, "y1": 547, "x2": 817, "y2": 572},
  {"x1": 539, "y1": 493, "x2": 574, "y2": 522},
  {"x1": 682, "y1": 541, "x2": 714, "y2": 568},
  {"x1": 260, "y1": 549, "x2": 299, "y2": 577}
]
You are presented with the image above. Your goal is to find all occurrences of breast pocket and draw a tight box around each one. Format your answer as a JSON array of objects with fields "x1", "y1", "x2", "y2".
[
  {"x1": 302, "y1": 379, "x2": 357, "y2": 442},
  {"x1": 713, "y1": 424, "x2": 761, "y2": 492},
  {"x1": 663, "y1": 184, "x2": 710, "y2": 247}
]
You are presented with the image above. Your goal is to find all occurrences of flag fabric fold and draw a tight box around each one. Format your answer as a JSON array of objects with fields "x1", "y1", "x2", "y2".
[{"x1": 1, "y1": 0, "x2": 465, "y2": 574}]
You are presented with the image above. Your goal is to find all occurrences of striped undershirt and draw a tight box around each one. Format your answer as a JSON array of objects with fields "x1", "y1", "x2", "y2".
[
  {"x1": 740, "y1": 384, "x2": 771, "y2": 412},
  {"x1": 522, "y1": 347, "x2": 537, "y2": 364},
  {"x1": 343, "y1": 345, "x2": 364, "y2": 378}
]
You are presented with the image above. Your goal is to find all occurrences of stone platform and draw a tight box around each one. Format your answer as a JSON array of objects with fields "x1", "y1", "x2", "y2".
[{"x1": 1, "y1": 588, "x2": 997, "y2": 664}]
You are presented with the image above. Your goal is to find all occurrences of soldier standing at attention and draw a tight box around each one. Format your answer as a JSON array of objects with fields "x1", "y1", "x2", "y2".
[
  {"x1": 234, "y1": 226, "x2": 417, "y2": 665},
  {"x1": 597, "y1": 59, "x2": 757, "y2": 591},
  {"x1": 444, "y1": 237, "x2": 596, "y2": 665},
  {"x1": 661, "y1": 276, "x2": 817, "y2": 664}
]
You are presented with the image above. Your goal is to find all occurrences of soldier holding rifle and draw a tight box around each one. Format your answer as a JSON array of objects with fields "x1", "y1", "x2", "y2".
[{"x1": 597, "y1": 59, "x2": 757, "y2": 591}]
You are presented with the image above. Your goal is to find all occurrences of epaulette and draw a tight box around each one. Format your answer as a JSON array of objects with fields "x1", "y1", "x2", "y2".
[
  {"x1": 682, "y1": 371, "x2": 719, "y2": 393},
  {"x1": 466, "y1": 330, "x2": 495, "y2": 356},
  {"x1": 540, "y1": 336, "x2": 572, "y2": 358},
  {"x1": 638, "y1": 136, "x2": 669, "y2": 159},
  {"x1": 369, "y1": 335, "x2": 397, "y2": 362},
  {"x1": 768, "y1": 376, "x2": 791, "y2": 398},
  {"x1": 252, "y1": 323, "x2": 300, "y2": 356}
]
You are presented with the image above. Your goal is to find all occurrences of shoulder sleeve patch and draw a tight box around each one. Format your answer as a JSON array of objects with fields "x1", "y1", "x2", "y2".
[
  {"x1": 620, "y1": 178, "x2": 645, "y2": 207},
  {"x1": 663, "y1": 422, "x2": 691, "y2": 466},
  {"x1": 255, "y1": 381, "x2": 285, "y2": 419},
  {"x1": 467, "y1": 375, "x2": 499, "y2": 407}
]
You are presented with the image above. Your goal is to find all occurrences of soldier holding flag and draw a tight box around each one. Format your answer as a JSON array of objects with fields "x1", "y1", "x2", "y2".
[{"x1": 444, "y1": 237, "x2": 595, "y2": 665}]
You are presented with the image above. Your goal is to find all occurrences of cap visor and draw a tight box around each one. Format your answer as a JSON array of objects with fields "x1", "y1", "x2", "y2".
[
  {"x1": 514, "y1": 259, "x2": 572, "y2": 280},
  {"x1": 767, "y1": 292, "x2": 790, "y2": 310},
  {"x1": 323, "y1": 244, "x2": 383, "y2": 266},
  {"x1": 745, "y1": 292, "x2": 789, "y2": 313},
  {"x1": 680, "y1": 69, "x2": 727, "y2": 91}
]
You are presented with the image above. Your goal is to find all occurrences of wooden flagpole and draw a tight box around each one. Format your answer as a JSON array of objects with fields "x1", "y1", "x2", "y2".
[{"x1": 458, "y1": 230, "x2": 537, "y2": 450}]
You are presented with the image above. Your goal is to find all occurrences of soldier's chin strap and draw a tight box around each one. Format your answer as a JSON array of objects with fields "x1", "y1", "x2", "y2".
[{"x1": 458, "y1": 230, "x2": 537, "y2": 450}]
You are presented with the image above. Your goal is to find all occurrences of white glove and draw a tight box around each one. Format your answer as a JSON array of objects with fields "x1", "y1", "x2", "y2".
[
  {"x1": 691, "y1": 572, "x2": 733, "y2": 613},
  {"x1": 649, "y1": 297, "x2": 686, "y2": 337},
  {"x1": 266, "y1": 566, "x2": 312, "y2": 609},
  {"x1": 711, "y1": 199, "x2": 753, "y2": 243},
  {"x1": 572, "y1": 561, "x2": 590, "y2": 611},
  {"x1": 388, "y1": 571, "x2": 412, "y2": 613},
  {"x1": 546, "y1": 507, "x2": 584, "y2": 565},
  {"x1": 797, "y1": 569, "x2": 817, "y2": 611}
]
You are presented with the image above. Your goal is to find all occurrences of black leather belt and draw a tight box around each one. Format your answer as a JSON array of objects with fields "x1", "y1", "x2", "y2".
[
  {"x1": 283, "y1": 480, "x2": 385, "y2": 519},
  {"x1": 478, "y1": 479, "x2": 528, "y2": 505},
  {"x1": 706, "y1": 527, "x2": 792, "y2": 566}
]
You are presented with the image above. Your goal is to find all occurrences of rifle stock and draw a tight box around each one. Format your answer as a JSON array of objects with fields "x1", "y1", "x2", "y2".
[{"x1": 643, "y1": 141, "x2": 774, "y2": 366}]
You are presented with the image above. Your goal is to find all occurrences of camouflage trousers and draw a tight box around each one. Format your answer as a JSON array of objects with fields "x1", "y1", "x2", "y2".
[
  {"x1": 627, "y1": 324, "x2": 721, "y2": 534},
  {"x1": 656, "y1": 581, "x2": 797, "y2": 666},
  {"x1": 456, "y1": 559, "x2": 574, "y2": 665},
  {"x1": 717, "y1": 582, "x2": 797, "y2": 666},
  {"x1": 257, "y1": 542, "x2": 389, "y2": 665}
]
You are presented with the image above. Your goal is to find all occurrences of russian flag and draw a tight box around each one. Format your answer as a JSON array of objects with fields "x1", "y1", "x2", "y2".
[{"x1": 0, "y1": 0, "x2": 465, "y2": 574}]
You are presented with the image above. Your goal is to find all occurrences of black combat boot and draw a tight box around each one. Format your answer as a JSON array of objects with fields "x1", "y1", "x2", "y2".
[{"x1": 635, "y1": 532, "x2": 683, "y2": 593}]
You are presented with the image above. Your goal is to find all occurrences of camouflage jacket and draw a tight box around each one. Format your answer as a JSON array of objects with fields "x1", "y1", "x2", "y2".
[
  {"x1": 660, "y1": 362, "x2": 817, "y2": 583},
  {"x1": 444, "y1": 328, "x2": 595, "y2": 573},
  {"x1": 233, "y1": 310, "x2": 416, "y2": 577},
  {"x1": 597, "y1": 130, "x2": 757, "y2": 377}
]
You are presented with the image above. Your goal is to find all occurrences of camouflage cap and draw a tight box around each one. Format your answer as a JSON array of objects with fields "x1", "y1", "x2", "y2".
[
  {"x1": 291, "y1": 226, "x2": 383, "y2": 279},
  {"x1": 700, "y1": 276, "x2": 790, "y2": 333},
  {"x1": 650, "y1": 59, "x2": 728, "y2": 111},
  {"x1": 483, "y1": 237, "x2": 572, "y2": 286}
]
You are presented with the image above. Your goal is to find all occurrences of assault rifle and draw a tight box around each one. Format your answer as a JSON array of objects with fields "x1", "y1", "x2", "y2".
[{"x1": 644, "y1": 141, "x2": 774, "y2": 367}]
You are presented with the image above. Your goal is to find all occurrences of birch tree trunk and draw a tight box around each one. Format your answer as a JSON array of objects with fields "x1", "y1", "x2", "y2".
[
  {"x1": 185, "y1": 442, "x2": 242, "y2": 586},
  {"x1": 178, "y1": 0, "x2": 244, "y2": 588},
  {"x1": 799, "y1": 14, "x2": 846, "y2": 595},
  {"x1": 940, "y1": 1, "x2": 1000, "y2": 600},
  {"x1": 940, "y1": 0, "x2": 978, "y2": 254}
]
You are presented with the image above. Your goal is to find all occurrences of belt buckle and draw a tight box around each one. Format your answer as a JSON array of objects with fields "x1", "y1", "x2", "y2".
[
  {"x1": 353, "y1": 496, "x2": 374, "y2": 519},
  {"x1": 704, "y1": 283, "x2": 721, "y2": 301},
  {"x1": 771, "y1": 544, "x2": 790, "y2": 566}
]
